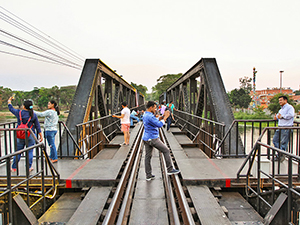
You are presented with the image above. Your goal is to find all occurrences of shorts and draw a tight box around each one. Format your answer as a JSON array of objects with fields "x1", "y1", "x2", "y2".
[{"x1": 121, "y1": 123, "x2": 130, "y2": 132}]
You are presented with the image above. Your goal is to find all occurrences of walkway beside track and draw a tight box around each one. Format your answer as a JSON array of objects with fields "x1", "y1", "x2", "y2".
[{"x1": 52, "y1": 123, "x2": 143, "y2": 188}]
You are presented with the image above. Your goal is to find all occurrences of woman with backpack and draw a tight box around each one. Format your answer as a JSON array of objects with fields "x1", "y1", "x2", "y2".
[
  {"x1": 8, "y1": 97, "x2": 43, "y2": 172},
  {"x1": 35, "y1": 100, "x2": 60, "y2": 163}
]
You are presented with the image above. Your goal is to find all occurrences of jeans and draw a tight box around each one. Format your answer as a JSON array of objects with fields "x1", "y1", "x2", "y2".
[
  {"x1": 144, "y1": 138, "x2": 173, "y2": 178},
  {"x1": 12, "y1": 135, "x2": 35, "y2": 169},
  {"x1": 130, "y1": 115, "x2": 140, "y2": 126},
  {"x1": 45, "y1": 130, "x2": 58, "y2": 160},
  {"x1": 273, "y1": 129, "x2": 291, "y2": 152},
  {"x1": 166, "y1": 117, "x2": 172, "y2": 131}
]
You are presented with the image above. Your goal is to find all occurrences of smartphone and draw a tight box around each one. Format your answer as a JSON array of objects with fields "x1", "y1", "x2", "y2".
[{"x1": 11, "y1": 93, "x2": 15, "y2": 100}]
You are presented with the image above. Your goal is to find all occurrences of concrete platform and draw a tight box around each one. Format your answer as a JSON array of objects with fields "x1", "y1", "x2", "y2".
[
  {"x1": 53, "y1": 123, "x2": 142, "y2": 188},
  {"x1": 164, "y1": 127, "x2": 298, "y2": 188}
]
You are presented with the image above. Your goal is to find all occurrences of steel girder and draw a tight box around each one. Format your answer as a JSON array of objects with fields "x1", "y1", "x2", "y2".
[
  {"x1": 61, "y1": 59, "x2": 143, "y2": 156},
  {"x1": 165, "y1": 58, "x2": 243, "y2": 155}
]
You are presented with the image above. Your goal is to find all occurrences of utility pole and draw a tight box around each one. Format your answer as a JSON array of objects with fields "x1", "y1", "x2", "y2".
[
  {"x1": 279, "y1": 70, "x2": 284, "y2": 93},
  {"x1": 252, "y1": 67, "x2": 257, "y2": 108}
]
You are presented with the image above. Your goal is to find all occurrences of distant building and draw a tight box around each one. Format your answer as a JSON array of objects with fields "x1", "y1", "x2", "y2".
[{"x1": 250, "y1": 87, "x2": 298, "y2": 108}]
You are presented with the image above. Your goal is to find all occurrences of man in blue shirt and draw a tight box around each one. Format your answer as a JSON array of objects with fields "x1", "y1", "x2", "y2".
[
  {"x1": 273, "y1": 96, "x2": 295, "y2": 162},
  {"x1": 143, "y1": 101, "x2": 180, "y2": 181}
]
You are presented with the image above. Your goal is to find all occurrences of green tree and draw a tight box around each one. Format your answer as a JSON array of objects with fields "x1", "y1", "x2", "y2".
[
  {"x1": 48, "y1": 85, "x2": 60, "y2": 103},
  {"x1": 0, "y1": 86, "x2": 13, "y2": 109},
  {"x1": 229, "y1": 88, "x2": 252, "y2": 108},
  {"x1": 131, "y1": 82, "x2": 148, "y2": 98},
  {"x1": 37, "y1": 87, "x2": 50, "y2": 110},
  {"x1": 228, "y1": 77, "x2": 252, "y2": 108},
  {"x1": 294, "y1": 90, "x2": 300, "y2": 95},
  {"x1": 60, "y1": 86, "x2": 76, "y2": 110},
  {"x1": 268, "y1": 93, "x2": 295, "y2": 114},
  {"x1": 295, "y1": 104, "x2": 300, "y2": 114},
  {"x1": 239, "y1": 76, "x2": 252, "y2": 94},
  {"x1": 152, "y1": 73, "x2": 182, "y2": 100},
  {"x1": 14, "y1": 91, "x2": 25, "y2": 108}
]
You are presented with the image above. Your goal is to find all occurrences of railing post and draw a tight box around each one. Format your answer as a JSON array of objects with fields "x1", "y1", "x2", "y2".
[
  {"x1": 236, "y1": 121, "x2": 239, "y2": 157},
  {"x1": 6, "y1": 157, "x2": 13, "y2": 225},
  {"x1": 288, "y1": 156, "x2": 292, "y2": 223},
  {"x1": 257, "y1": 145, "x2": 261, "y2": 214}
]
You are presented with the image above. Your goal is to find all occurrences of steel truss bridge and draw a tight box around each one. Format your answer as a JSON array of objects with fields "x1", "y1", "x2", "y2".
[{"x1": 0, "y1": 58, "x2": 300, "y2": 225}]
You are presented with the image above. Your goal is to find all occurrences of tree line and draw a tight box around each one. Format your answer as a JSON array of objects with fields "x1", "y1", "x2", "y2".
[
  {"x1": 0, "y1": 85, "x2": 76, "y2": 111},
  {"x1": 1, "y1": 74, "x2": 299, "y2": 114}
]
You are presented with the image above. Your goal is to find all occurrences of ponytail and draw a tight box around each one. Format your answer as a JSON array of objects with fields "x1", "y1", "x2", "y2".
[
  {"x1": 50, "y1": 100, "x2": 60, "y2": 115},
  {"x1": 23, "y1": 100, "x2": 34, "y2": 118}
]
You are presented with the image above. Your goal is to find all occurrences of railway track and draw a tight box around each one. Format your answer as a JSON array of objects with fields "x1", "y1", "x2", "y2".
[{"x1": 98, "y1": 125, "x2": 200, "y2": 225}]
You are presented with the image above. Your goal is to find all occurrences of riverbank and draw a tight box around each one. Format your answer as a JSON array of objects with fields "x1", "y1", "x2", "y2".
[{"x1": 0, "y1": 111, "x2": 68, "y2": 123}]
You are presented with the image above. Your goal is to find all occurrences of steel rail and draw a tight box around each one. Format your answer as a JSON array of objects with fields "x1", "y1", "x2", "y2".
[
  {"x1": 160, "y1": 129, "x2": 196, "y2": 225},
  {"x1": 159, "y1": 129, "x2": 181, "y2": 225},
  {"x1": 116, "y1": 130, "x2": 144, "y2": 225},
  {"x1": 102, "y1": 125, "x2": 144, "y2": 225}
]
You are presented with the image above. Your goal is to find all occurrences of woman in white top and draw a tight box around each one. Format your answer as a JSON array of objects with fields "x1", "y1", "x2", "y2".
[{"x1": 35, "y1": 100, "x2": 60, "y2": 163}]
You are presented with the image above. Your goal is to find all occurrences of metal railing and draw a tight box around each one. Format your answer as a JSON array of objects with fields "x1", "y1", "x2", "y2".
[
  {"x1": 236, "y1": 126, "x2": 300, "y2": 223},
  {"x1": 173, "y1": 110, "x2": 226, "y2": 158},
  {"x1": 0, "y1": 128, "x2": 59, "y2": 225},
  {"x1": 216, "y1": 119, "x2": 300, "y2": 158},
  {"x1": 74, "y1": 105, "x2": 146, "y2": 159},
  {"x1": 0, "y1": 120, "x2": 80, "y2": 160}
]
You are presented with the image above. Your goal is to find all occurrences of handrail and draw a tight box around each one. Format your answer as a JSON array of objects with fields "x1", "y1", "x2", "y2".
[
  {"x1": 76, "y1": 105, "x2": 146, "y2": 127},
  {"x1": 216, "y1": 119, "x2": 300, "y2": 157},
  {"x1": 173, "y1": 110, "x2": 226, "y2": 157},
  {"x1": 175, "y1": 110, "x2": 225, "y2": 126},
  {"x1": 236, "y1": 126, "x2": 300, "y2": 223},
  {"x1": 0, "y1": 128, "x2": 60, "y2": 225},
  {"x1": 60, "y1": 121, "x2": 84, "y2": 157}
]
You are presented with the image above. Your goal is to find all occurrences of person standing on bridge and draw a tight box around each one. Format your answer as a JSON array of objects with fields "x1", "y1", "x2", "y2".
[
  {"x1": 143, "y1": 101, "x2": 180, "y2": 181},
  {"x1": 112, "y1": 102, "x2": 130, "y2": 146},
  {"x1": 273, "y1": 96, "x2": 295, "y2": 162},
  {"x1": 35, "y1": 100, "x2": 60, "y2": 163},
  {"x1": 8, "y1": 97, "x2": 43, "y2": 172},
  {"x1": 165, "y1": 103, "x2": 175, "y2": 132}
]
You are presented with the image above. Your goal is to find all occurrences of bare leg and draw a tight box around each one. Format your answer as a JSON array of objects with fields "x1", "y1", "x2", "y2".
[
  {"x1": 123, "y1": 131, "x2": 127, "y2": 144},
  {"x1": 126, "y1": 131, "x2": 130, "y2": 144}
]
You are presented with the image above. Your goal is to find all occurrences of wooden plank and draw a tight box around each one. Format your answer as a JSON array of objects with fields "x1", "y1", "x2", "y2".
[
  {"x1": 67, "y1": 187, "x2": 111, "y2": 225},
  {"x1": 187, "y1": 185, "x2": 231, "y2": 225},
  {"x1": 13, "y1": 194, "x2": 38, "y2": 225},
  {"x1": 38, "y1": 192, "x2": 82, "y2": 223},
  {"x1": 218, "y1": 191, "x2": 263, "y2": 223}
]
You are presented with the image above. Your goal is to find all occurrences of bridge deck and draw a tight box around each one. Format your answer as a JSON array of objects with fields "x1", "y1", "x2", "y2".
[{"x1": 0, "y1": 123, "x2": 295, "y2": 189}]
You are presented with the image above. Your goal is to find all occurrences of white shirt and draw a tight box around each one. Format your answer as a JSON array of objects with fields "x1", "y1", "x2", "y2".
[{"x1": 121, "y1": 107, "x2": 130, "y2": 124}]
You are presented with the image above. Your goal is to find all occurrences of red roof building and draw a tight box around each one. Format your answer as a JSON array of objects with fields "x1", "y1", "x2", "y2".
[{"x1": 250, "y1": 88, "x2": 297, "y2": 108}]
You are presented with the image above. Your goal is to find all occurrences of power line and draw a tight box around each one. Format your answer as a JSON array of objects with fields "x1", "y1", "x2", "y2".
[
  {"x1": 0, "y1": 6, "x2": 85, "y2": 62},
  {"x1": 0, "y1": 28, "x2": 82, "y2": 67},
  {"x1": 0, "y1": 13, "x2": 84, "y2": 65},
  {"x1": 0, "y1": 50, "x2": 77, "y2": 67},
  {"x1": 0, "y1": 40, "x2": 82, "y2": 70},
  {"x1": 0, "y1": 6, "x2": 85, "y2": 65}
]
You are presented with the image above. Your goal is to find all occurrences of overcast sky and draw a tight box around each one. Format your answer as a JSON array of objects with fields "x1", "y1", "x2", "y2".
[{"x1": 1, "y1": 0, "x2": 300, "y2": 93}]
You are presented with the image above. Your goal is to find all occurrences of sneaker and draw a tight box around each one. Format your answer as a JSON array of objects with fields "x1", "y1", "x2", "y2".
[
  {"x1": 167, "y1": 169, "x2": 180, "y2": 175},
  {"x1": 146, "y1": 175, "x2": 155, "y2": 181},
  {"x1": 11, "y1": 168, "x2": 17, "y2": 173},
  {"x1": 29, "y1": 167, "x2": 34, "y2": 172}
]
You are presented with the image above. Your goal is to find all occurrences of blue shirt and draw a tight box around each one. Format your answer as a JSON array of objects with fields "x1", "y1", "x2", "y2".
[
  {"x1": 8, "y1": 104, "x2": 42, "y2": 134},
  {"x1": 142, "y1": 111, "x2": 165, "y2": 141},
  {"x1": 276, "y1": 103, "x2": 295, "y2": 127}
]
